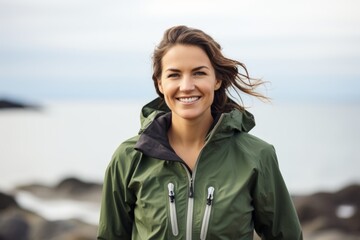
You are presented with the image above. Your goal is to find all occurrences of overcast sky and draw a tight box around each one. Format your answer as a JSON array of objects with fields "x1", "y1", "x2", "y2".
[{"x1": 1, "y1": 0, "x2": 359, "y2": 103}]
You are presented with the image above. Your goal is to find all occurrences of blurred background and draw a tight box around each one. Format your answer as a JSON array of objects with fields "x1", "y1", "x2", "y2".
[{"x1": 0, "y1": 0, "x2": 359, "y2": 239}]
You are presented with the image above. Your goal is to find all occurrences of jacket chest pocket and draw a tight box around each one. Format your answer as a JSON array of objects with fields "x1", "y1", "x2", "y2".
[
  {"x1": 168, "y1": 182, "x2": 179, "y2": 236},
  {"x1": 200, "y1": 186, "x2": 215, "y2": 240}
]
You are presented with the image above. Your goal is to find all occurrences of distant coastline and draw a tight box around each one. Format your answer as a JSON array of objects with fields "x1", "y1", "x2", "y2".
[{"x1": 0, "y1": 98, "x2": 41, "y2": 110}]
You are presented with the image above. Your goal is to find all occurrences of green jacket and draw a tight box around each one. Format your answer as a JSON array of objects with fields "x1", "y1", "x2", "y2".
[{"x1": 97, "y1": 98, "x2": 302, "y2": 240}]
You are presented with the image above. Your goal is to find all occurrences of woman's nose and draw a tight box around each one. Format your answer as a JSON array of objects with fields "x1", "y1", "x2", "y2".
[{"x1": 179, "y1": 75, "x2": 195, "y2": 91}]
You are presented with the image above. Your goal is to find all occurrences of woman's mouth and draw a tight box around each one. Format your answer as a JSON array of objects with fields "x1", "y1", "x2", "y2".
[{"x1": 177, "y1": 97, "x2": 200, "y2": 103}]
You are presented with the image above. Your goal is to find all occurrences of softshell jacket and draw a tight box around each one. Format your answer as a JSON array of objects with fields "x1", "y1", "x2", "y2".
[{"x1": 97, "y1": 98, "x2": 303, "y2": 240}]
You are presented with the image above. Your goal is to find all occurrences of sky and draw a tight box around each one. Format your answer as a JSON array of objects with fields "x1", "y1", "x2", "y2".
[{"x1": 1, "y1": 0, "x2": 360, "y2": 103}]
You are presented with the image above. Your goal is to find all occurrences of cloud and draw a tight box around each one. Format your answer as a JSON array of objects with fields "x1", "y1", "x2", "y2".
[
  {"x1": 0, "y1": 0, "x2": 148, "y2": 51},
  {"x1": 141, "y1": 0, "x2": 360, "y2": 35},
  {"x1": 0, "y1": 0, "x2": 359, "y2": 101},
  {"x1": 2, "y1": 0, "x2": 359, "y2": 51}
]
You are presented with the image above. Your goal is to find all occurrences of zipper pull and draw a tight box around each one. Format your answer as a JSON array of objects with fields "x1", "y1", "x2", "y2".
[
  {"x1": 168, "y1": 183, "x2": 175, "y2": 203},
  {"x1": 189, "y1": 178, "x2": 194, "y2": 198},
  {"x1": 206, "y1": 186, "x2": 215, "y2": 205}
]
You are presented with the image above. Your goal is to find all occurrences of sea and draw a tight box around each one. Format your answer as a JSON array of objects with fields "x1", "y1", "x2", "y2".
[{"x1": 1, "y1": 100, "x2": 359, "y2": 224}]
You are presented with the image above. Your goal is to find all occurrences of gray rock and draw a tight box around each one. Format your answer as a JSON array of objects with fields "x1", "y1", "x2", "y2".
[
  {"x1": 0, "y1": 190, "x2": 97, "y2": 240},
  {"x1": 294, "y1": 184, "x2": 360, "y2": 235},
  {"x1": 0, "y1": 192, "x2": 18, "y2": 210},
  {"x1": 15, "y1": 177, "x2": 102, "y2": 203},
  {"x1": 0, "y1": 210, "x2": 30, "y2": 240}
]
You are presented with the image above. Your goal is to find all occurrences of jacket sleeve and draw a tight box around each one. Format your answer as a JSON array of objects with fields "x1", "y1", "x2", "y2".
[
  {"x1": 97, "y1": 143, "x2": 138, "y2": 240},
  {"x1": 252, "y1": 145, "x2": 303, "y2": 240}
]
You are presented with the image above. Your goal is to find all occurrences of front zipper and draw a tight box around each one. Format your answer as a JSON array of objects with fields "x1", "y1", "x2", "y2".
[
  {"x1": 182, "y1": 165, "x2": 194, "y2": 240},
  {"x1": 168, "y1": 183, "x2": 179, "y2": 236},
  {"x1": 200, "y1": 186, "x2": 215, "y2": 240},
  {"x1": 182, "y1": 115, "x2": 225, "y2": 240}
]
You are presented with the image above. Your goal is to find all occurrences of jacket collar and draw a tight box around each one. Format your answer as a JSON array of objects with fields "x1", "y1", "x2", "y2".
[{"x1": 135, "y1": 112, "x2": 182, "y2": 161}]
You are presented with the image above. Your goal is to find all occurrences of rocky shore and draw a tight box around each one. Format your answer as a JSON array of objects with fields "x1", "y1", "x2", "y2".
[
  {"x1": 0, "y1": 177, "x2": 359, "y2": 240},
  {"x1": 0, "y1": 178, "x2": 100, "y2": 240},
  {"x1": 294, "y1": 184, "x2": 360, "y2": 240}
]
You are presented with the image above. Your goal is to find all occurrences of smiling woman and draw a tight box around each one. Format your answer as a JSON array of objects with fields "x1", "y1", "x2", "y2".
[
  {"x1": 158, "y1": 45, "x2": 221, "y2": 120},
  {"x1": 97, "y1": 25, "x2": 303, "y2": 240}
]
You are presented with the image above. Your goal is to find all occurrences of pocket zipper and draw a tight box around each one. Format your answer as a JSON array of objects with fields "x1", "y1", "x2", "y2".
[
  {"x1": 200, "y1": 186, "x2": 215, "y2": 240},
  {"x1": 168, "y1": 183, "x2": 179, "y2": 236}
]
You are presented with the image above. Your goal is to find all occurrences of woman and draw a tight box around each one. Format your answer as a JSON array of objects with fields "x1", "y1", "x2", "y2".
[{"x1": 97, "y1": 25, "x2": 302, "y2": 239}]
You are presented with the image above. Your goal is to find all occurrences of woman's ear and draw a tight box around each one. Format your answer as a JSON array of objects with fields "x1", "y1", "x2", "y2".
[
  {"x1": 157, "y1": 79, "x2": 164, "y2": 94},
  {"x1": 215, "y1": 79, "x2": 222, "y2": 90}
]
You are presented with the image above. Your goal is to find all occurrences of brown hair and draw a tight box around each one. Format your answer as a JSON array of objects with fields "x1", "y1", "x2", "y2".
[{"x1": 152, "y1": 25, "x2": 268, "y2": 113}]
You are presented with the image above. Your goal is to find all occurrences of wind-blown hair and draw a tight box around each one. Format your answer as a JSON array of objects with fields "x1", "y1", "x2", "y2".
[{"x1": 152, "y1": 25, "x2": 268, "y2": 113}]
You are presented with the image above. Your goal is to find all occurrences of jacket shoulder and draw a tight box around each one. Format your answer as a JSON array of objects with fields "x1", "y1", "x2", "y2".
[
  {"x1": 113, "y1": 135, "x2": 140, "y2": 156},
  {"x1": 237, "y1": 132, "x2": 275, "y2": 153},
  {"x1": 107, "y1": 135, "x2": 142, "y2": 171},
  {"x1": 233, "y1": 132, "x2": 279, "y2": 170}
]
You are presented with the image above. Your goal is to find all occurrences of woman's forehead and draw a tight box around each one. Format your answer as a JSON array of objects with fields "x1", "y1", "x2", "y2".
[{"x1": 161, "y1": 45, "x2": 212, "y2": 70}]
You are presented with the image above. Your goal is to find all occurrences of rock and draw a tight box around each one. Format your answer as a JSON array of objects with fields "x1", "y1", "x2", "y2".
[
  {"x1": 304, "y1": 229, "x2": 360, "y2": 240},
  {"x1": 0, "y1": 190, "x2": 98, "y2": 240},
  {"x1": 35, "y1": 219, "x2": 97, "y2": 240},
  {"x1": 0, "y1": 192, "x2": 33, "y2": 240},
  {"x1": 15, "y1": 177, "x2": 102, "y2": 203},
  {"x1": 56, "y1": 177, "x2": 102, "y2": 197},
  {"x1": 0, "y1": 192, "x2": 18, "y2": 211},
  {"x1": 0, "y1": 208, "x2": 31, "y2": 240},
  {"x1": 294, "y1": 184, "x2": 360, "y2": 235}
]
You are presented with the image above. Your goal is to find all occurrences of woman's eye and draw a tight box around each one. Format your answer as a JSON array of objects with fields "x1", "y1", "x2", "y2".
[
  {"x1": 194, "y1": 71, "x2": 206, "y2": 76},
  {"x1": 168, "y1": 73, "x2": 179, "y2": 78}
]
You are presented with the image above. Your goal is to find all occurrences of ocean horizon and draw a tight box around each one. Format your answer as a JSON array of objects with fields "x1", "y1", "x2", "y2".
[{"x1": 1, "y1": 99, "x2": 359, "y2": 195}]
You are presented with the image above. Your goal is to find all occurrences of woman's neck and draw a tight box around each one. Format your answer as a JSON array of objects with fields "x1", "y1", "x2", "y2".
[
  {"x1": 168, "y1": 114, "x2": 214, "y2": 148},
  {"x1": 167, "y1": 114, "x2": 214, "y2": 170}
]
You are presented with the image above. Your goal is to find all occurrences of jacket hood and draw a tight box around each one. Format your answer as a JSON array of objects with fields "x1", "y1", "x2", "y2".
[{"x1": 138, "y1": 97, "x2": 256, "y2": 134}]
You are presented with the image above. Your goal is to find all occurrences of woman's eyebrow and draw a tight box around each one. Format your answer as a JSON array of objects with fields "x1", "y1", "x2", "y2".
[
  {"x1": 192, "y1": 66, "x2": 209, "y2": 71},
  {"x1": 165, "y1": 66, "x2": 209, "y2": 72},
  {"x1": 164, "y1": 68, "x2": 180, "y2": 72}
]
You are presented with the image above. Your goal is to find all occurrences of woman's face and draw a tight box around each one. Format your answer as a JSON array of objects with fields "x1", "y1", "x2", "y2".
[{"x1": 157, "y1": 44, "x2": 221, "y2": 122}]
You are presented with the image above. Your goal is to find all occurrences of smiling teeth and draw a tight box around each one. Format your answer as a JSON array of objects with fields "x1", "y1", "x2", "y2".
[{"x1": 178, "y1": 97, "x2": 199, "y2": 103}]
